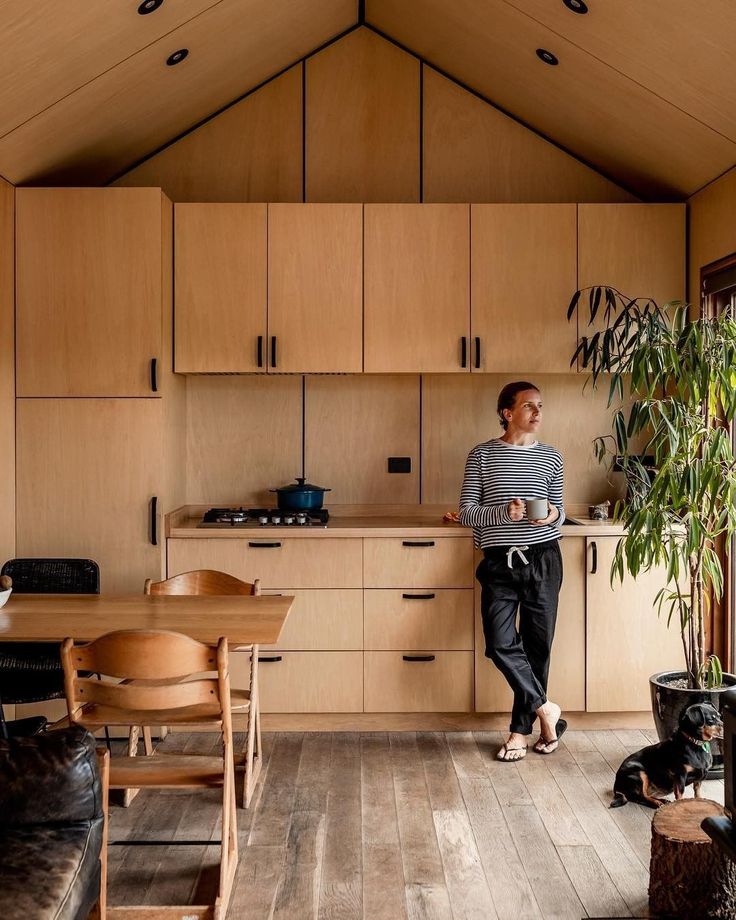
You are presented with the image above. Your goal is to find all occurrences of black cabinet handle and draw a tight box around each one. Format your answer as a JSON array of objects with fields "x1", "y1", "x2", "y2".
[
  {"x1": 403, "y1": 655, "x2": 436, "y2": 662},
  {"x1": 248, "y1": 542, "x2": 282, "y2": 548},
  {"x1": 460, "y1": 336, "x2": 467, "y2": 368},
  {"x1": 257, "y1": 336, "x2": 264, "y2": 369},
  {"x1": 474, "y1": 336, "x2": 481, "y2": 369},
  {"x1": 150, "y1": 358, "x2": 158, "y2": 392},
  {"x1": 149, "y1": 496, "x2": 158, "y2": 546},
  {"x1": 271, "y1": 336, "x2": 277, "y2": 368},
  {"x1": 590, "y1": 541, "x2": 597, "y2": 574},
  {"x1": 402, "y1": 540, "x2": 435, "y2": 547},
  {"x1": 258, "y1": 655, "x2": 282, "y2": 663},
  {"x1": 402, "y1": 593, "x2": 436, "y2": 600}
]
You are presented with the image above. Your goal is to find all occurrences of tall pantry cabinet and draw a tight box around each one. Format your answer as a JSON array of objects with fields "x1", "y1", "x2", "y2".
[{"x1": 15, "y1": 188, "x2": 185, "y2": 593}]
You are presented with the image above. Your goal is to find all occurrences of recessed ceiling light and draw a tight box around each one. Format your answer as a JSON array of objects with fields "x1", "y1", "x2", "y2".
[
  {"x1": 563, "y1": 0, "x2": 589, "y2": 12},
  {"x1": 166, "y1": 48, "x2": 189, "y2": 66},
  {"x1": 536, "y1": 48, "x2": 559, "y2": 66},
  {"x1": 138, "y1": 0, "x2": 163, "y2": 14}
]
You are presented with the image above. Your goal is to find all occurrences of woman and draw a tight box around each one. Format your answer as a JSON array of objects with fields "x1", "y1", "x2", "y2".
[{"x1": 459, "y1": 381, "x2": 566, "y2": 762}]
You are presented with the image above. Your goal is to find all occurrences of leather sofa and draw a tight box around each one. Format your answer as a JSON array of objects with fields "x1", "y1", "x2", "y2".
[{"x1": 0, "y1": 726, "x2": 107, "y2": 920}]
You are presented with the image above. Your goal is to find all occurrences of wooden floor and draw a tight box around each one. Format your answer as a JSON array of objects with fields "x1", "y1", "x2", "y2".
[{"x1": 107, "y1": 729, "x2": 725, "y2": 919}]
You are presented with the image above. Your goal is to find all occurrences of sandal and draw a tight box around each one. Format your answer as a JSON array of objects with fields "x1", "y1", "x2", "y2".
[
  {"x1": 533, "y1": 718, "x2": 567, "y2": 755},
  {"x1": 496, "y1": 743, "x2": 528, "y2": 762}
]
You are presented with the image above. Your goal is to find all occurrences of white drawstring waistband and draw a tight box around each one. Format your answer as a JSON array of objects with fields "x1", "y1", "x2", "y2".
[{"x1": 506, "y1": 545, "x2": 529, "y2": 568}]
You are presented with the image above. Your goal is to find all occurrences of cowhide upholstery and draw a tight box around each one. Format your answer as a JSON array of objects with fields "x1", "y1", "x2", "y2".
[{"x1": 0, "y1": 726, "x2": 104, "y2": 920}]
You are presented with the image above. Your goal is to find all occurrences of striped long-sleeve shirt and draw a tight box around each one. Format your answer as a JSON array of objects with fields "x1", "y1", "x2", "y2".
[{"x1": 459, "y1": 438, "x2": 565, "y2": 548}]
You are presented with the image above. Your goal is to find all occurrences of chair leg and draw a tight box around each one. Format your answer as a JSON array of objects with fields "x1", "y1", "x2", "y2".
[
  {"x1": 122, "y1": 726, "x2": 141, "y2": 808},
  {"x1": 142, "y1": 726, "x2": 153, "y2": 756},
  {"x1": 0, "y1": 701, "x2": 8, "y2": 741},
  {"x1": 217, "y1": 746, "x2": 238, "y2": 919}
]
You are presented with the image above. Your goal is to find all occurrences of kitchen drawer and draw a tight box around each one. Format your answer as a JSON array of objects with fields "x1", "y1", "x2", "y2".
[
  {"x1": 167, "y1": 537, "x2": 362, "y2": 588},
  {"x1": 364, "y1": 651, "x2": 473, "y2": 712},
  {"x1": 363, "y1": 537, "x2": 474, "y2": 588},
  {"x1": 364, "y1": 589, "x2": 473, "y2": 650},
  {"x1": 236, "y1": 651, "x2": 363, "y2": 713},
  {"x1": 260, "y1": 589, "x2": 363, "y2": 650}
]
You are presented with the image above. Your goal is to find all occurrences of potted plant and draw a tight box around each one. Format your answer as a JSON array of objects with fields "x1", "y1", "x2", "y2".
[{"x1": 568, "y1": 286, "x2": 736, "y2": 774}]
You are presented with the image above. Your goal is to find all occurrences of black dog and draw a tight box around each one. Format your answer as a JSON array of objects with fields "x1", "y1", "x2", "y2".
[{"x1": 610, "y1": 702, "x2": 723, "y2": 809}]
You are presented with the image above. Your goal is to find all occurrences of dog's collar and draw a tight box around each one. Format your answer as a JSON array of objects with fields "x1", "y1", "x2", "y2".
[{"x1": 679, "y1": 729, "x2": 709, "y2": 749}]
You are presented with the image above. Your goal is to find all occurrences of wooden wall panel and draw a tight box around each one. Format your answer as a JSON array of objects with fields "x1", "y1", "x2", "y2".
[
  {"x1": 186, "y1": 376, "x2": 303, "y2": 505},
  {"x1": 424, "y1": 68, "x2": 634, "y2": 203},
  {"x1": 422, "y1": 374, "x2": 627, "y2": 507},
  {"x1": 305, "y1": 376, "x2": 420, "y2": 503},
  {"x1": 688, "y1": 167, "x2": 736, "y2": 306},
  {"x1": 305, "y1": 28, "x2": 420, "y2": 202},
  {"x1": 0, "y1": 178, "x2": 13, "y2": 565},
  {"x1": 116, "y1": 66, "x2": 302, "y2": 203}
]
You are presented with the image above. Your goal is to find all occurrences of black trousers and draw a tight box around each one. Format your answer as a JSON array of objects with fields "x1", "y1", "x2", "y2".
[{"x1": 477, "y1": 539, "x2": 563, "y2": 735}]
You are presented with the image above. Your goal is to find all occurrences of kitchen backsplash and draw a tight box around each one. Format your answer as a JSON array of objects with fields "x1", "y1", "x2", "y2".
[{"x1": 185, "y1": 373, "x2": 625, "y2": 507}]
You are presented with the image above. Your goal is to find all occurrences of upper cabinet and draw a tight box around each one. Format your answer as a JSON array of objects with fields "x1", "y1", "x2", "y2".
[
  {"x1": 16, "y1": 188, "x2": 168, "y2": 397},
  {"x1": 268, "y1": 204, "x2": 363, "y2": 373},
  {"x1": 577, "y1": 203, "x2": 686, "y2": 307},
  {"x1": 364, "y1": 204, "x2": 470, "y2": 373},
  {"x1": 471, "y1": 204, "x2": 577, "y2": 374},
  {"x1": 175, "y1": 204, "x2": 267, "y2": 373}
]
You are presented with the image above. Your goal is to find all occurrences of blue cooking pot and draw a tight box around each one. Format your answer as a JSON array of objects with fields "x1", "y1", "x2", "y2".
[{"x1": 270, "y1": 477, "x2": 331, "y2": 512}]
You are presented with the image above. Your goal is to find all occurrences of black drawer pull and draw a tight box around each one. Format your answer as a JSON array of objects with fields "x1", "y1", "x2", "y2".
[
  {"x1": 402, "y1": 593, "x2": 436, "y2": 600},
  {"x1": 460, "y1": 336, "x2": 467, "y2": 368},
  {"x1": 149, "y1": 496, "x2": 158, "y2": 546},
  {"x1": 248, "y1": 542, "x2": 282, "y2": 548},
  {"x1": 271, "y1": 336, "x2": 277, "y2": 368},
  {"x1": 402, "y1": 540, "x2": 435, "y2": 547},
  {"x1": 403, "y1": 655, "x2": 436, "y2": 662},
  {"x1": 257, "y1": 335, "x2": 264, "y2": 368},
  {"x1": 590, "y1": 540, "x2": 597, "y2": 574},
  {"x1": 258, "y1": 655, "x2": 282, "y2": 663},
  {"x1": 150, "y1": 357, "x2": 158, "y2": 392},
  {"x1": 474, "y1": 336, "x2": 481, "y2": 369}
]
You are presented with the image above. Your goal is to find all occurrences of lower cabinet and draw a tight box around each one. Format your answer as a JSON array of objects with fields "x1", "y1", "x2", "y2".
[
  {"x1": 585, "y1": 536, "x2": 683, "y2": 711},
  {"x1": 364, "y1": 652, "x2": 474, "y2": 712},
  {"x1": 241, "y1": 651, "x2": 364, "y2": 713}
]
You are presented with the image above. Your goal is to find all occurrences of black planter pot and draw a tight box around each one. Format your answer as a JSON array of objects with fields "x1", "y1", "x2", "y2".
[{"x1": 650, "y1": 670, "x2": 736, "y2": 779}]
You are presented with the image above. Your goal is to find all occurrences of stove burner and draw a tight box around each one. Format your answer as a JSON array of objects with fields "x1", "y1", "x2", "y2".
[{"x1": 199, "y1": 507, "x2": 330, "y2": 528}]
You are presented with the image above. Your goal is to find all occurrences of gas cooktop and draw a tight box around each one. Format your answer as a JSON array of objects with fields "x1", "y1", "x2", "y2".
[{"x1": 197, "y1": 507, "x2": 330, "y2": 528}]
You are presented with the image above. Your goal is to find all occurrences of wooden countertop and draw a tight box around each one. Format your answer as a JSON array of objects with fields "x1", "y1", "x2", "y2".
[{"x1": 166, "y1": 505, "x2": 626, "y2": 539}]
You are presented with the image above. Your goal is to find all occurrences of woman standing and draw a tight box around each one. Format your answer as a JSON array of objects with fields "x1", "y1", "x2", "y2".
[{"x1": 459, "y1": 381, "x2": 566, "y2": 762}]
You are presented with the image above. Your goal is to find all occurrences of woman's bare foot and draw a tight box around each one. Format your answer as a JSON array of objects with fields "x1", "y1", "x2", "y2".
[
  {"x1": 496, "y1": 731, "x2": 528, "y2": 762},
  {"x1": 534, "y1": 701, "x2": 563, "y2": 753}
]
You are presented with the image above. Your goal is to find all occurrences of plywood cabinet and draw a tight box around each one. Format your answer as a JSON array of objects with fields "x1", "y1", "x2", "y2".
[
  {"x1": 174, "y1": 203, "x2": 267, "y2": 373},
  {"x1": 471, "y1": 204, "x2": 578, "y2": 373},
  {"x1": 16, "y1": 187, "x2": 167, "y2": 397},
  {"x1": 268, "y1": 203, "x2": 363, "y2": 372},
  {"x1": 364, "y1": 204, "x2": 470, "y2": 372},
  {"x1": 585, "y1": 536, "x2": 684, "y2": 711},
  {"x1": 16, "y1": 399, "x2": 170, "y2": 593}
]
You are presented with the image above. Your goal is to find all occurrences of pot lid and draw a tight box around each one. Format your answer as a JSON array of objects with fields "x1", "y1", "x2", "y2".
[{"x1": 271, "y1": 477, "x2": 331, "y2": 493}]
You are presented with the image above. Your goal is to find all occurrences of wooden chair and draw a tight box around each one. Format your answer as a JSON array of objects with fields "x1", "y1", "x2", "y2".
[
  {"x1": 145, "y1": 570, "x2": 263, "y2": 808},
  {"x1": 61, "y1": 629, "x2": 238, "y2": 920}
]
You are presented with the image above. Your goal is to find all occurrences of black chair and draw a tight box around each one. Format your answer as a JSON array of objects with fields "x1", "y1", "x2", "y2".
[{"x1": 0, "y1": 558, "x2": 100, "y2": 739}]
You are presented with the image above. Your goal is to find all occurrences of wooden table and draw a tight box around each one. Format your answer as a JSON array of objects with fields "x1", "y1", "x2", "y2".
[{"x1": 0, "y1": 593, "x2": 294, "y2": 644}]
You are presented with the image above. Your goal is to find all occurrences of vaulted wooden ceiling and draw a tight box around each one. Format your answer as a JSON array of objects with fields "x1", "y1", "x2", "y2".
[{"x1": 1, "y1": 0, "x2": 734, "y2": 198}]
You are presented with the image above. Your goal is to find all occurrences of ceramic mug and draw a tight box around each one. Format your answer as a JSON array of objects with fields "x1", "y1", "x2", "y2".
[{"x1": 526, "y1": 498, "x2": 548, "y2": 521}]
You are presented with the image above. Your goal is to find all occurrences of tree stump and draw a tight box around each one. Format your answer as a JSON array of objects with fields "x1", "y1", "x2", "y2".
[{"x1": 649, "y1": 799, "x2": 736, "y2": 919}]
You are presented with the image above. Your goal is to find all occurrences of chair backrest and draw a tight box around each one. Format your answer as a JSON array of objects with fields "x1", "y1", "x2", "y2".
[
  {"x1": 61, "y1": 630, "x2": 231, "y2": 730},
  {"x1": 1, "y1": 558, "x2": 99, "y2": 594},
  {"x1": 145, "y1": 569, "x2": 260, "y2": 597}
]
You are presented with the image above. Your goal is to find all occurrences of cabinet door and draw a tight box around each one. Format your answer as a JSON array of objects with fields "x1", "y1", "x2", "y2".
[
  {"x1": 268, "y1": 203, "x2": 362, "y2": 373},
  {"x1": 16, "y1": 399, "x2": 164, "y2": 593},
  {"x1": 578, "y1": 204, "x2": 685, "y2": 315},
  {"x1": 16, "y1": 188, "x2": 164, "y2": 397},
  {"x1": 586, "y1": 536, "x2": 684, "y2": 711},
  {"x1": 475, "y1": 538, "x2": 586, "y2": 713},
  {"x1": 175, "y1": 204, "x2": 267, "y2": 372},
  {"x1": 471, "y1": 204, "x2": 577, "y2": 373},
  {"x1": 364, "y1": 204, "x2": 470, "y2": 372}
]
